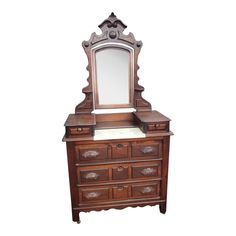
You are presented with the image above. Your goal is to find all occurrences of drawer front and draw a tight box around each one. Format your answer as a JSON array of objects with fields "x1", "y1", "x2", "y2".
[
  {"x1": 79, "y1": 181, "x2": 160, "y2": 204},
  {"x1": 68, "y1": 127, "x2": 90, "y2": 135},
  {"x1": 112, "y1": 166, "x2": 129, "y2": 180},
  {"x1": 79, "y1": 168, "x2": 109, "y2": 184},
  {"x1": 80, "y1": 188, "x2": 109, "y2": 203},
  {"x1": 111, "y1": 142, "x2": 129, "y2": 159},
  {"x1": 131, "y1": 182, "x2": 160, "y2": 199},
  {"x1": 131, "y1": 162, "x2": 161, "y2": 179},
  {"x1": 112, "y1": 185, "x2": 129, "y2": 200},
  {"x1": 147, "y1": 123, "x2": 167, "y2": 131},
  {"x1": 76, "y1": 144, "x2": 108, "y2": 162},
  {"x1": 77, "y1": 161, "x2": 161, "y2": 185},
  {"x1": 132, "y1": 141, "x2": 162, "y2": 158}
]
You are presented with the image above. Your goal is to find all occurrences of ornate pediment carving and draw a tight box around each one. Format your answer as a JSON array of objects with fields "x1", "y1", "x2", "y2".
[{"x1": 75, "y1": 13, "x2": 151, "y2": 114}]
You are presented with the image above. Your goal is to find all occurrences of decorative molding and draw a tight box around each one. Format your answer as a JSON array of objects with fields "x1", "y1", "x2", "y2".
[
  {"x1": 75, "y1": 12, "x2": 151, "y2": 114},
  {"x1": 76, "y1": 200, "x2": 163, "y2": 212}
]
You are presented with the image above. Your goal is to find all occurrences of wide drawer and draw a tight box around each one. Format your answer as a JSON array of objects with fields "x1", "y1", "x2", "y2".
[
  {"x1": 78, "y1": 181, "x2": 160, "y2": 204},
  {"x1": 77, "y1": 161, "x2": 161, "y2": 185},
  {"x1": 75, "y1": 144, "x2": 108, "y2": 162},
  {"x1": 131, "y1": 141, "x2": 162, "y2": 158}
]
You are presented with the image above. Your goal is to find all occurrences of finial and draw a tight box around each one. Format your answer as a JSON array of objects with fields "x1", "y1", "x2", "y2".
[{"x1": 110, "y1": 12, "x2": 116, "y2": 18}]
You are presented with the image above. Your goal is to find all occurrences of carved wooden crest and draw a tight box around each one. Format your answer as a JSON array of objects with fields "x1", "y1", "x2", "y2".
[{"x1": 75, "y1": 12, "x2": 151, "y2": 114}]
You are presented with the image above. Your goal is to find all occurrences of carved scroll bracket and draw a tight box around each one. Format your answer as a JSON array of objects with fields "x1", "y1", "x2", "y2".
[{"x1": 75, "y1": 12, "x2": 151, "y2": 114}]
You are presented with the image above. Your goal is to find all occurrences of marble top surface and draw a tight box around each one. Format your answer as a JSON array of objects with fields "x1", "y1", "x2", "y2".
[{"x1": 94, "y1": 127, "x2": 146, "y2": 141}]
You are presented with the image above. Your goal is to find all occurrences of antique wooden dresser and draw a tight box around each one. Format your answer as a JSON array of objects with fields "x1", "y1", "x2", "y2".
[{"x1": 63, "y1": 13, "x2": 173, "y2": 223}]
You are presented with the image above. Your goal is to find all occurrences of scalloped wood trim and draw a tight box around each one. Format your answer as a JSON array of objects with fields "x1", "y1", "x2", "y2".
[{"x1": 75, "y1": 12, "x2": 151, "y2": 114}]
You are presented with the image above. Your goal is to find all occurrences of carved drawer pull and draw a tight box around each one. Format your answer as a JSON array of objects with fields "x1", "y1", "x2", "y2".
[
  {"x1": 117, "y1": 186, "x2": 124, "y2": 191},
  {"x1": 141, "y1": 167, "x2": 156, "y2": 176},
  {"x1": 116, "y1": 143, "x2": 124, "y2": 148},
  {"x1": 77, "y1": 127, "x2": 83, "y2": 132},
  {"x1": 82, "y1": 150, "x2": 99, "y2": 159},
  {"x1": 85, "y1": 191, "x2": 100, "y2": 199},
  {"x1": 117, "y1": 166, "x2": 124, "y2": 172},
  {"x1": 141, "y1": 186, "x2": 154, "y2": 194},
  {"x1": 154, "y1": 124, "x2": 160, "y2": 128},
  {"x1": 84, "y1": 172, "x2": 99, "y2": 180},
  {"x1": 142, "y1": 146, "x2": 154, "y2": 154}
]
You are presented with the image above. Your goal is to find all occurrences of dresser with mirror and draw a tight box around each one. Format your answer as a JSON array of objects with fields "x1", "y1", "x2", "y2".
[{"x1": 63, "y1": 13, "x2": 173, "y2": 223}]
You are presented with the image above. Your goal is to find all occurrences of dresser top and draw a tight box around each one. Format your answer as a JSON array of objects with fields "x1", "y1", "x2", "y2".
[
  {"x1": 134, "y1": 110, "x2": 171, "y2": 123},
  {"x1": 64, "y1": 114, "x2": 96, "y2": 126}
]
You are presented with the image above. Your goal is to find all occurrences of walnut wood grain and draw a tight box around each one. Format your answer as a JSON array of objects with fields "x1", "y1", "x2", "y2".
[
  {"x1": 63, "y1": 12, "x2": 172, "y2": 223},
  {"x1": 75, "y1": 12, "x2": 151, "y2": 113}
]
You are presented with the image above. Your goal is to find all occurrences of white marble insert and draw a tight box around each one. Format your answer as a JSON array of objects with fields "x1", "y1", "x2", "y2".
[{"x1": 94, "y1": 127, "x2": 145, "y2": 141}]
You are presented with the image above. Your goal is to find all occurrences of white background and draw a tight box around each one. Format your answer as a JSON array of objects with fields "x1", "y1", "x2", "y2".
[{"x1": 0, "y1": 0, "x2": 236, "y2": 235}]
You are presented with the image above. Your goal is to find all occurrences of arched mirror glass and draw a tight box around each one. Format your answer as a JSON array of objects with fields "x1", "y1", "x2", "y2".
[{"x1": 93, "y1": 47, "x2": 133, "y2": 109}]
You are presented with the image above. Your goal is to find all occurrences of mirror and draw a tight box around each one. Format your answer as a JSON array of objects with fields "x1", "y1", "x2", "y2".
[
  {"x1": 93, "y1": 47, "x2": 133, "y2": 109},
  {"x1": 75, "y1": 13, "x2": 152, "y2": 114}
]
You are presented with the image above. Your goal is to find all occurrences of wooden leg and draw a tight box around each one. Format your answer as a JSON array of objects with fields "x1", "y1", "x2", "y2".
[
  {"x1": 159, "y1": 203, "x2": 166, "y2": 214},
  {"x1": 77, "y1": 212, "x2": 81, "y2": 224},
  {"x1": 72, "y1": 210, "x2": 81, "y2": 223}
]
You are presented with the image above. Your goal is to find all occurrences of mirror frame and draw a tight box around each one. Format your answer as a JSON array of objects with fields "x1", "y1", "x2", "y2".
[
  {"x1": 75, "y1": 12, "x2": 151, "y2": 114},
  {"x1": 92, "y1": 44, "x2": 134, "y2": 109}
]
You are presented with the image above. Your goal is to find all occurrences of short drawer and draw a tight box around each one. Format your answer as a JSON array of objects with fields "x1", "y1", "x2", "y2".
[
  {"x1": 78, "y1": 168, "x2": 109, "y2": 184},
  {"x1": 68, "y1": 126, "x2": 90, "y2": 136},
  {"x1": 111, "y1": 142, "x2": 128, "y2": 159},
  {"x1": 131, "y1": 161, "x2": 161, "y2": 179},
  {"x1": 131, "y1": 182, "x2": 160, "y2": 199},
  {"x1": 132, "y1": 141, "x2": 162, "y2": 158},
  {"x1": 112, "y1": 185, "x2": 129, "y2": 200},
  {"x1": 80, "y1": 187, "x2": 109, "y2": 203},
  {"x1": 112, "y1": 165, "x2": 129, "y2": 180},
  {"x1": 75, "y1": 144, "x2": 108, "y2": 162},
  {"x1": 147, "y1": 123, "x2": 167, "y2": 131}
]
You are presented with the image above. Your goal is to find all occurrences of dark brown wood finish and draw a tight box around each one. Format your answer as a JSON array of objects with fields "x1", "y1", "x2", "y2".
[
  {"x1": 63, "y1": 13, "x2": 172, "y2": 223},
  {"x1": 64, "y1": 134, "x2": 172, "y2": 223},
  {"x1": 75, "y1": 12, "x2": 151, "y2": 113}
]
